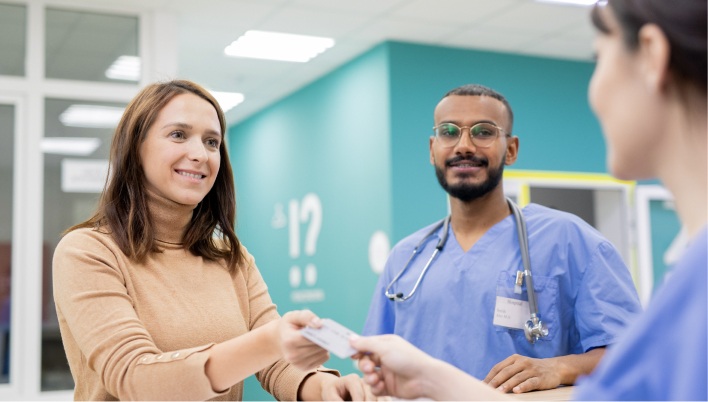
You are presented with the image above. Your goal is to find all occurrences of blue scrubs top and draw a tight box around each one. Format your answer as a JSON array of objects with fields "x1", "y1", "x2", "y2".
[
  {"x1": 574, "y1": 226, "x2": 707, "y2": 401},
  {"x1": 363, "y1": 204, "x2": 642, "y2": 380}
]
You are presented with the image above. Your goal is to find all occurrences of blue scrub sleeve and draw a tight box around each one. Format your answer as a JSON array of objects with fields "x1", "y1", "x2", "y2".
[
  {"x1": 573, "y1": 242, "x2": 642, "y2": 353},
  {"x1": 573, "y1": 227, "x2": 707, "y2": 401},
  {"x1": 362, "y1": 249, "x2": 399, "y2": 336}
]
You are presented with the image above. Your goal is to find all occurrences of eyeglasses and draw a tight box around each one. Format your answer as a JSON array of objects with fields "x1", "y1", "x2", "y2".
[{"x1": 432, "y1": 122, "x2": 510, "y2": 148}]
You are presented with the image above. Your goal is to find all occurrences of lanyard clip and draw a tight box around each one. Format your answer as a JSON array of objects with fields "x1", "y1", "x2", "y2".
[{"x1": 514, "y1": 270, "x2": 524, "y2": 294}]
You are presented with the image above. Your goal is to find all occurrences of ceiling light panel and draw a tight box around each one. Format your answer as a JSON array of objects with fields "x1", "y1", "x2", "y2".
[
  {"x1": 209, "y1": 91, "x2": 245, "y2": 113},
  {"x1": 41, "y1": 137, "x2": 102, "y2": 156},
  {"x1": 105, "y1": 55, "x2": 141, "y2": 81},
  {"x1": 534, "y1": 0, "x2": 598, "y2": 6},
  {"x1": 60, "y1": 104, "x2": 125, "y2": 128},
  {"x1": 224, "y1": 30, "x2": 335, "y2": 62}
]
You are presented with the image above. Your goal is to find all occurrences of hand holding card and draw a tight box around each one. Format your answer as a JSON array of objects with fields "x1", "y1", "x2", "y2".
[{"x1": 299, "y1": 318, "x2": 359, "y2": 359}]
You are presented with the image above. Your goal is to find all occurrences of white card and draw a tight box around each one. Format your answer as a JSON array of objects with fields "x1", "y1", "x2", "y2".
[
  {"x1": 299, "y1": 318, "x2": 358, "y2": 359},
  {"x1": 492, "y1": 296, "x2": 530, "y2": 330}
]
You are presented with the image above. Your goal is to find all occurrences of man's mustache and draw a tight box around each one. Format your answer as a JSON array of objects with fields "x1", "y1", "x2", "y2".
[{"x1": 445, "y1": 155, "x2": 489, "y2": 167}]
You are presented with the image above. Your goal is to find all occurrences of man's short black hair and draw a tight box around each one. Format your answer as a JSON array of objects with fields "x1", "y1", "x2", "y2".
[{"x1": 443, "y1": 84, "x2": 514, "y2": 134}]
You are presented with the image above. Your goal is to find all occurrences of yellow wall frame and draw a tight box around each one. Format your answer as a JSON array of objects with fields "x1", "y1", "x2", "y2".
[{"x1": 502, "y1": 169, "x2": 639, "y2": 291}]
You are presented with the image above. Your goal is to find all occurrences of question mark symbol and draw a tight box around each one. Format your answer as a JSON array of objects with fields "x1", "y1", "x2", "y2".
[
  {"x1": 300, "y1": 193, "x2": 322, "y2": 256},
  {"x1": 288, "y1": 193, "x2": 322, "y2": 258}
]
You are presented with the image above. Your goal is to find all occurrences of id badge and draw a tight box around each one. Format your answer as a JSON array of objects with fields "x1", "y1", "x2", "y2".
[{"x1": 493, "y1": 286, "x2": 531, "y2": 330}]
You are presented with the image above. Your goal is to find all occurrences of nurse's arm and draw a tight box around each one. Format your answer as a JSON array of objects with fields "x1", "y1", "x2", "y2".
[
  {"x1": 350, "y1": 335, "x2": 511, "y2": 401},
  {"x1": 482, "y1": 347, "x2": 606, "y2": 394}
]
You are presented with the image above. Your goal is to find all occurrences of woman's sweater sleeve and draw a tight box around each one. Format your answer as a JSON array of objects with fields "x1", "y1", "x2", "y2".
[
  {"x1": 241, "y1": 248, "x2": 340, "y2": 401},
  {"x1": 53, "y1": 230, "x2": 227, "y2": 401}
]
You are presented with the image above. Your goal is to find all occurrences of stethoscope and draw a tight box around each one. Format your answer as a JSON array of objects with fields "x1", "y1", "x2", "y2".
[{"x1": 384, "y1": 198, "x2": 549, "y2": 344}]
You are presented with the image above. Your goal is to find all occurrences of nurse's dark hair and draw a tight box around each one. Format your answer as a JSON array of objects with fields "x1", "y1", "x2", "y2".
[
  {"x1": 443, "y1": 84, "x2": 514, "y2": 134},
  {"x1": 65, "y1": 80, "x2": 243, "y2": 273},
  {"x1": 591, "y1": 0, "x2": 707, "y2": 91}
]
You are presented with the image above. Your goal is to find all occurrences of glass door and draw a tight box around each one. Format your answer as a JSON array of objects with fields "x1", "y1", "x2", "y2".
[{"x1": 0, "y1": 102, "x2": 15, "y2": 387}]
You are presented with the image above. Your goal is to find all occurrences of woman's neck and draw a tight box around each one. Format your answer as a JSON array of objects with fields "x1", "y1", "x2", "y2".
[
  {"x1": 146, "y1": 189, "x2": 197, "y2": 244},
  {"x1": 658, "y1": 95, "x2": 708, "y2": 238}
]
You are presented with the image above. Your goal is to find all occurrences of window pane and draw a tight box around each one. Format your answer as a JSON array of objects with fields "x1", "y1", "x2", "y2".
[
  {"x1": 42, "y1": 98, "x2": 126, "y2": 391},
  {"x1": 45, "y1": 8, "x2": 139, "y2": 83},
  {"x1": 0, "y1": 3, "x2": 27, "y2": 77},
  {"x1": 0, "y1": 104, "x2": 14, "y2": 385}
]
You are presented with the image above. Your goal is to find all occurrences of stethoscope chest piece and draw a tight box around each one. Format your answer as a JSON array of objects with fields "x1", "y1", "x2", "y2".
[{"x1": 524, "y1": 315, "x2": 549, "y2": 344}]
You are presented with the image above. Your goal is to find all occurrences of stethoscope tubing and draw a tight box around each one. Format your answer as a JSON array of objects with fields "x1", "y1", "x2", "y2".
[
  {"x1": 384, "y1": 197, "x2": 542, "y2": 323},
  {"x1": 385, "y1": 216, "x2": 450, "y2": 301},
  {"x1": 508, "y1": 199, "x2": 539, "y2": 317}
]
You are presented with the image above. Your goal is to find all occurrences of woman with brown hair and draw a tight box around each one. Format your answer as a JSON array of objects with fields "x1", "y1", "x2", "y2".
[
  {"x1": 348, "y1": 0, "x2": 707, "y2": 400},
  {"x1": 53, "y1": 80, "x2": 369, "y2": 400}
]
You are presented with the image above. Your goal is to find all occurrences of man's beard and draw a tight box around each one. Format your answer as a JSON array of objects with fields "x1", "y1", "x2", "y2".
[{"x1": 435, "y1": 155, "x2": 505, "y2": 202}]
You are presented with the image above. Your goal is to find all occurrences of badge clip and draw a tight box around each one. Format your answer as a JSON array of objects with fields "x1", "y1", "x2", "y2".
[{"x1": 514, "y1": 270, "x2": 524, "y2": 294}]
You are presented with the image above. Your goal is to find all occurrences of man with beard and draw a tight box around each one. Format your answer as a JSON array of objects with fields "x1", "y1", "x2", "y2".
[{"x1": 362, "y1": 84, "x2": 641, "y2": 394}]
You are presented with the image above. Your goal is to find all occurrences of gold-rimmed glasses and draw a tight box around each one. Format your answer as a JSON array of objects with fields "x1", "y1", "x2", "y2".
[{"x1": 432, "y1": 122, "x2": 510, "y2": 148}]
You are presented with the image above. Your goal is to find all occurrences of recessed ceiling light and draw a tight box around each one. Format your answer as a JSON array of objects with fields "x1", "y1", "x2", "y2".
[
  {"x1": 59, "y1": 105, "x2": 125, "y2": 128},
  {"x1": 105, "y1": 55, "x2": 141, "y2": 81},
  {"x1": 209, "y1": 91, "x2": 245, "y2": 113},
  {"x1": 534, "y1": 0, "x2": 598, "y2": 6},
  {"x1": 41, "y1": 137, "x2": 102, "y2": 156},
  {"x1": 224, "y1": 30, "x2": 335, "y2": 62}
]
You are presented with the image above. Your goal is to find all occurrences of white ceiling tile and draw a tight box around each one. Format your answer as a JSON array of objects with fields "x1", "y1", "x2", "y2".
[
  {"x1": 441, "y1": 25, "x2": 539, "y2": 52},
  {"x1": 519, "y1": 36, "x2": 595, "y2": 60},
  {"x1": 484, "y1": 2, "x2": 591, "y2": 33},
  {"x1": 289, "y1": 0, "x2": 409, "y2": 15},
  {"x1": 561, "y1": 18, "x2": 597, "y2": 40},
  {"x1": 256, "y1": 6, "x2": 372, "y2": 38},
  {"x1": 391, "y1": 0, "x2": 522, "y2": 24},
  {"x1": 175, "y1": 1, "x2": 278, "y2": 26},
  {"x1": 351, "y1": 19, "x2": 459, "y2": 44},
  {"x1": 177, "y1": 2, "x2": 280, "y2": 52}
]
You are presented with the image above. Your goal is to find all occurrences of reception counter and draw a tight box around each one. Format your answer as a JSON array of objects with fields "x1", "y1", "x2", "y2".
[{"x1": 508, "y1": 386, "x2": 574, "y2": 401}]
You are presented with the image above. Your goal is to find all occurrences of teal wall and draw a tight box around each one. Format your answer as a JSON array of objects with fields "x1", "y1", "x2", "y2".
[
  {"x1": 227, "y1": 41, "x2": 604, "y2": 400},
  {"x1": 228, "y1": 44, "x2": 392, "y2": 400},
  {"x1": 386, "y1": 42, "x2": 603, "y2": 241}
]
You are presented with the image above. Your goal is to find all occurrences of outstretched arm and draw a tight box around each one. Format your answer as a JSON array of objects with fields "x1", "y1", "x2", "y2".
[{"x1": 350, "y1": 334, "x2": 510, "y2": 401}]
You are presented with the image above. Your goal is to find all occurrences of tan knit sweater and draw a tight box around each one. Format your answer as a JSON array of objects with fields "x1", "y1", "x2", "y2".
[{"x1": 52, "y1": 192, "x2": 336, "y2": 401}]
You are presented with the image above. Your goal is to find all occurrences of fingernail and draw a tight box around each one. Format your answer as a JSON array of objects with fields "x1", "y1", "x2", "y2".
[
  {"x1": 367, "y1": 374, "x2": 377, "y2": 383},
  {"x1": 513, "y1": 387, "x2": 520, "y2": 393},
  {"x1": 309, "y1": 317, "x2": 321, "y2": 326},
  {"x1": 349, "y1": 334, "x2": 359, "y2": 342},
  {"x1": 497, "y1": 386, "x2": 504, "y2": 392}
]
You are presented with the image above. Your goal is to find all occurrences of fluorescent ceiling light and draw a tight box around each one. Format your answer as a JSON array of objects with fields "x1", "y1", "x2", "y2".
[
  {"x1": 105, "y1": 55, "x2": 141, "y2": 81},
  {"x1": 534, "y1": 0, "x2": 598, "y2": 6},
  {"x1": 41, "y1": 137, "x2": 101, "y2": 156},
  {"x1": 209, "y1": 91, "x2": 245, "y2": 112},
  {"x1": 224, "y1": 30, "x2": 334, "y2": 62},
  {"x1": 59, "y1": 105, "x2": 125, "y2": 128}
]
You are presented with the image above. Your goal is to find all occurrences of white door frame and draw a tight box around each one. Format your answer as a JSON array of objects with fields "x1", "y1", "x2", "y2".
[
  {"x1": 0, "y1": 0, "x2": 176, "y2": 398},
  {"x1": 634, "y1": 184, "x2": 674, "y2": 307},
  {"x1": 0, "y1": 94, "x2": 25, "y2": 400}
]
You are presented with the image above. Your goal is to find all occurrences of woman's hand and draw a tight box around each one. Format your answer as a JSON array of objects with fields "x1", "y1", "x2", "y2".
[
  {"x1": 275, "y1": 310, "x2": 330, "y2": 371},
  {"x1": 320, "y1": 373, "x2": 378, "y2": 401}
]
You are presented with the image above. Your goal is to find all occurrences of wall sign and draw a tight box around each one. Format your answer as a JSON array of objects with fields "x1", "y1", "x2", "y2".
[
  {"x1": 273, "y1": 193, "x2": 325, "y2": 303},
  {"x1": 61, "y1": 159, "x2": 109, "y2": 193}
]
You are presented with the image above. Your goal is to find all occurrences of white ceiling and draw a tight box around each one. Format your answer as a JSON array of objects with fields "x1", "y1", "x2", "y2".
[{"x1": 61, "y1": 0, "x2": 599, "y2": 125}]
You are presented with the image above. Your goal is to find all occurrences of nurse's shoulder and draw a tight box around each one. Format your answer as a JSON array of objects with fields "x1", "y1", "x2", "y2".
[{"x1": 522, "y1": 203, "x2": 609, "y2": 248}]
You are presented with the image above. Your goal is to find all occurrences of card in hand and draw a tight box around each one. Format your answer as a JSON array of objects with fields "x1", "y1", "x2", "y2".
[{"x1": 299, "y1": 318, "x2": 358, "y2": 359}]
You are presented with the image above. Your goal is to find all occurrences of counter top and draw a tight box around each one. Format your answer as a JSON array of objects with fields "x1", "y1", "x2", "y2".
[{"x1": 507, "y1": 386, "x2": 574, "y2": 401}]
